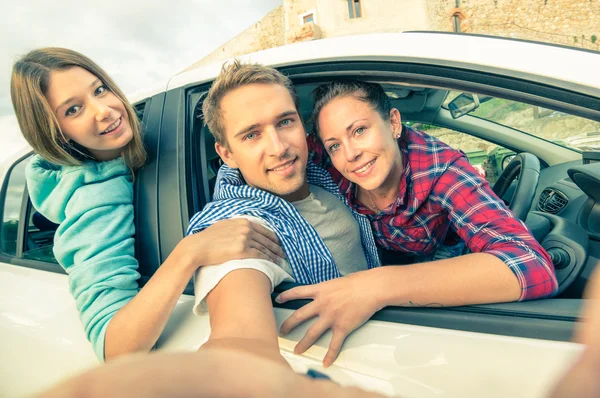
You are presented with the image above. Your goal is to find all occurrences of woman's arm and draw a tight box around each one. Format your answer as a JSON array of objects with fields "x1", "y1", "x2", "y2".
[
  {"x1": 430, "y1": 155, "x2": 558, "y2": 300},
  {"x1": 276, "y1": 155, "x2": 555, "y2": 366},
  {"x1": 105, "y1": 219, "x2": 286, "y2": 360},
  {"x1": 53, "y1": 171, "x2": 283, "y2": 360}
]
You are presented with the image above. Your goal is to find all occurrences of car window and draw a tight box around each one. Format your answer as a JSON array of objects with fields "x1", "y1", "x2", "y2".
[
  {"x1": 405, "y1": 122, "x2": 515, "y2": 186},
  {"x1": 22, "y1": 203, "x2": 58, "y2": 263},
  {"x1": 1, "y1": 156, "x2": 29, "y2": 255},
  {"x1": 442, "y1": 91, "x2": 600, "y2": 152},
  {"x1": 1, "y1": 155, "x2": 58, "y2": 265}
]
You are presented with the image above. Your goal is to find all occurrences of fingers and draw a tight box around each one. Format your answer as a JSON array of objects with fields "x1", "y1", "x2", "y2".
[
  {"x1": 294, "y1": 318, "x2": 330, "y2": 355},
  {"x1": 323, "y1": 331, "x2": 347, "y2": 368},
  {"x1": 275, "y1": 285, "x2": 314, "y2": 304},
  {"x1": 279, "y1": 303, "x2": 318, "y2": 336},
  {"x1": 250, "y1": 222, "x2": 281, "y2": 248},
  {"x1": 246, "y1": 242, "x2": 282, "y2": 264},
  {"x1": 247, "y1": 227, "x2": 286, "y2": 260}
]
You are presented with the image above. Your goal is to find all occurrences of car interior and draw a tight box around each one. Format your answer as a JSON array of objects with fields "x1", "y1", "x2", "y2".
[{"x1": 199, "y1": 80, "x2": 597, "y2": 295}]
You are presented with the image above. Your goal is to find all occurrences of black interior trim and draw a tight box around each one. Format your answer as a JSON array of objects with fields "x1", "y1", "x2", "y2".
[
  {"x1": 135, "y1": 93, "x2": 165, "y2": 278},
  {"x1": 273, "y1": 283, "x2": 583, "y2": 341},
  {"x1": 4, "y1": 256, "x2": 65, "y2": 274}
]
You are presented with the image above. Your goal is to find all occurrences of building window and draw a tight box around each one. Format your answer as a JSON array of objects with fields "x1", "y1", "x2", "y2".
[
  {"x1": 348, "y1": 0, "x2": 362, "y2": 19},
  {"x1": 299, "y1": 10, "x2": 317, "y2": 25}
]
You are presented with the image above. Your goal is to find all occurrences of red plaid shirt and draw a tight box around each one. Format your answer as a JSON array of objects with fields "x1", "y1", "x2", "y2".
[{"x1": 309, "y1": 127, "x2": 558, "y2": 300}]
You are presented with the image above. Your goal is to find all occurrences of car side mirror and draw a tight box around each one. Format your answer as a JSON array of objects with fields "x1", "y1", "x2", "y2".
[
  {"x1": 502, "y1": 154, "x2": 516, "y2": 170},
  {"x1": 448, "y1": 93, "x2": 480, "y2": 119}
]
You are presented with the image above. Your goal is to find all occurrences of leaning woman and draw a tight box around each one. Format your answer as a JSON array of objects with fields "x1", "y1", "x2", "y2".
[
  {"x1": 10, "y1": 48, "x2": 283, "y2": 361},
  {"x1": 277, "y1": 80, "x2": 558, "y2": 367}
]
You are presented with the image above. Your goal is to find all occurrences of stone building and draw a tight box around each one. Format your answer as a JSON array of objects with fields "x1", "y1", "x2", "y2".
[
  {"x1": 184, "y1": 0, "x2": 599, "y2": 71},
  {"x1": 429, "y1": 0, "x2": 599, "y2": 51}
]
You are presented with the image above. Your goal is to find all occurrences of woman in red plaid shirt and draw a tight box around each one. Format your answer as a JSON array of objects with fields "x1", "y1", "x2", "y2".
[{"x1": 276, "y1": 80, "x2": 558, "y2": 367}]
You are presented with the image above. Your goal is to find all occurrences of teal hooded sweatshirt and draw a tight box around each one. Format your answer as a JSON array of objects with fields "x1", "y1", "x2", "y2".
[{"x1": 26, "y1": 154, "x2": 140, "y2": 361}]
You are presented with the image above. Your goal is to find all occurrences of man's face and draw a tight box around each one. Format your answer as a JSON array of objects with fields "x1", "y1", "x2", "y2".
[{"x1": 215, "y1": 83, "x2": 308, "y2": 202}]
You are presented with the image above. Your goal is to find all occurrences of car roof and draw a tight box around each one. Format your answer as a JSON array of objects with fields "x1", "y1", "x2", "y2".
[{"x1": 126, "y1": 31, "x2": 600, "y2": 104}]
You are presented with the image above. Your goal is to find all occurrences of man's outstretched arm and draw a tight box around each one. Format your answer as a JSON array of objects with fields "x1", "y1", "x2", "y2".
[{"x1": 201, "y1": 268, "x2": 288, "y2": 367}]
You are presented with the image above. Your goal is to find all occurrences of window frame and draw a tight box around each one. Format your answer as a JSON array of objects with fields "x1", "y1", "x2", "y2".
[
  {"x1": 299, "y1": 9, "x2": 317, "y2": 25},
  {"x1": 347, "y1": 0, "x2": 362, "y2": 19},
  {"x1": 155, "y1": 59, "x2": 599, "y2": 339},
  {"x1": 264, "y1": 60, "x2": 599, "y2": 340},
  {"x1": 0, "y1": 153, "x2": 65, "y2": 274}
]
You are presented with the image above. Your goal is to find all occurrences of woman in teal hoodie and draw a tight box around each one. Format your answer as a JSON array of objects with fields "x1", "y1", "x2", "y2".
[{"x1": 10, "y1": 48, "x2": 284, "y2": 361}]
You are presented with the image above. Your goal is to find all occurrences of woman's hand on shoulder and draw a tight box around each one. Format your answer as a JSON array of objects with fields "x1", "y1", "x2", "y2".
[{"x1": 180, "y1": 218, "x2": 285, "y2": 270}]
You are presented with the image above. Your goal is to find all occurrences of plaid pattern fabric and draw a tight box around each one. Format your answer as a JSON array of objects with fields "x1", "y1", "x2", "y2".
[
  {"x1": 187, "y1": 162, "x2": 380, "y2": 285},
  {"x1": 309, "y1": 127, "x2": 558, "y2": 300}
]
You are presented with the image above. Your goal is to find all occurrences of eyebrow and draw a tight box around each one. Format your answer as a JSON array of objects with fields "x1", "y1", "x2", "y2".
[
  {"x1": 323, "y1": 118, "x2": 368, "y2": 143},
  {"x1": 233, "y1": 110, "x2": 298, "y2": 138},
  {"x1": 54, "y1": 78, "x2": 101, "y2": 113}
]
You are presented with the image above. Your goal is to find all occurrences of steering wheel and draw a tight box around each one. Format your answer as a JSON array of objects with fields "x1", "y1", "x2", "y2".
[{"x1": 492, "y1": 153, "x2": 540, "y2": 221}]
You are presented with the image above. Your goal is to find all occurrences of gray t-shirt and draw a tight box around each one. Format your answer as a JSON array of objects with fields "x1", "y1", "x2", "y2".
[{"x1": 281, "y1": 184, "x2": 368, "y2": 276}]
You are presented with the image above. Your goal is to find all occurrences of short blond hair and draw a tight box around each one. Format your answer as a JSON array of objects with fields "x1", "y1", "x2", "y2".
[
  {"x1": 10, "y1": 47, "x2": 147, "y2": 171},
  {"x1": 202, "y1": 60, "x2": 299, "y2": 147}
]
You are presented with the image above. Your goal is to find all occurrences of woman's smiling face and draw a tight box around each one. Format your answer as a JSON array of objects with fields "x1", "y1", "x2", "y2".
[
  {"x1": 317, "y1": 94, "x2": 402, "y2": 191},
  {"x1": 45, "y1": 66, "x2": 133, "y2": 161}
]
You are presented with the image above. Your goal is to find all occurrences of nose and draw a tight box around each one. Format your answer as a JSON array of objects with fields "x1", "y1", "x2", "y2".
[
  {"x1": 91, "y1": 98, "x2": 112, "y2": 122},
  {"x1": 265, "y1": 128, "x2": 289, "y2": 157},
  {"x1": 343, "y1": 141, "x2": 361, "y2": 162}
]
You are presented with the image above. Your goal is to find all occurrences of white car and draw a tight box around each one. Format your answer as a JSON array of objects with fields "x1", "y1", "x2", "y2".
[{"x1": 2, "y1": 32, "x2": 599, "y2": 397}]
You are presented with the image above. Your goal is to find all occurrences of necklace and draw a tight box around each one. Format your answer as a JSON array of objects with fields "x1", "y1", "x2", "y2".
[{"x1": 364, "y1": 189, "x2": 380, "y2": 213}]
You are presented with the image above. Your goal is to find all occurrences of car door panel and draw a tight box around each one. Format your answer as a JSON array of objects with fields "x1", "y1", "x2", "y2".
[
  {"x1": 156, "y1": 294, "x2": 581, "y2": 398},
  {"x1": 0, "y1": 262, "x2": 97, "y2": 397}
]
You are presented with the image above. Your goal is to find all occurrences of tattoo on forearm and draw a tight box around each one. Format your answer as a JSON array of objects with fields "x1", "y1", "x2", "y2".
[{"x1": 402, "y1": 301, "x2": 444, "y2": 308}]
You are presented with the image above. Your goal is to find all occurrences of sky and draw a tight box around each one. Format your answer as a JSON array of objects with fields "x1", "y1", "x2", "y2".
[{"x1": 0, "y1": 0, "x2": 281, "y2": 160}]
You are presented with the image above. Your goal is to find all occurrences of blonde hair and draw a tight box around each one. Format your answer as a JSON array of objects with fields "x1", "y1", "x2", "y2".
[
  {"x1": 10, "y1": 47, "x2": 147, "y2": 170},
  {"x1": 202, "y1": 59, "x2": 299, "y2": 148}
]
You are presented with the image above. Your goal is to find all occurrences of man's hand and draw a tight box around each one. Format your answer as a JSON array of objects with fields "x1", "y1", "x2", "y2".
[
  {"x1": 185, "y1": 218, "x2": 285, "y2": 268},
  {"x1": 276, "y1": 271, "x2": 382, "y2": 367}
]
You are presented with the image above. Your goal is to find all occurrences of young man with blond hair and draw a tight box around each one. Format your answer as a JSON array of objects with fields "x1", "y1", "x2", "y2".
[{"x1": 187, "y1": 60, "x2": 380, "y2": 366}]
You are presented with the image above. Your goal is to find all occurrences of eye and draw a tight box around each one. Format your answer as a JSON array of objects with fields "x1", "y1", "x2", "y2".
[
  {"x1": 278, "y1": 118, "x2": 293, "y2": 127},
  {"x1": 94, "y1": 85, "x2": 108, "y2": 96},
  {"x1": 328, "y1": 143, "x2": 341, "y2": 153},
  {"x1": 243, "y1": 132, "x2": 257, "y2": 141},
  {"x1": 354, "y1": 127, "x2": 365, "y2": 136},
  {"x1": 65, "y1": 105, "x2": 81, "y2": 117}
]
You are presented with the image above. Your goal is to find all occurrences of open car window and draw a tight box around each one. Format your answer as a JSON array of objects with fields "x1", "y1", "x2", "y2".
[
  {"x1": 0, "y1": 155, "x2": 60, "y2": 268},
  {"x1": 443, "y1": 91, "x2": 600, "y2": 153}
]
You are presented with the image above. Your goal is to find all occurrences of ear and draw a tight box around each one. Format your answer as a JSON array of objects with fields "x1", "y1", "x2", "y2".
[
  {"x1": 215, "y1": 141, "x2": 238, "y2": 169},
  {"x1": 389, "y1": 108, "x2": 402, "y2": 138}
]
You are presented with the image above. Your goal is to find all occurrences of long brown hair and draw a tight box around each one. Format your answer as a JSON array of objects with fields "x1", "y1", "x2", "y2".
[{"x1": 10, "y1": 47, "x2": 146, "y2": 170}]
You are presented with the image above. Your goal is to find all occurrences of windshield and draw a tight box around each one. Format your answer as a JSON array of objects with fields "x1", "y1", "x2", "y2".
[{"x1": 443, "y1": 91, "x2": 600, "y2": 152}]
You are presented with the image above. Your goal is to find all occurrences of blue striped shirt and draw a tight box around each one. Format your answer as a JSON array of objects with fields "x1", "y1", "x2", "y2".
[{"x1": 187, "y1": 162, "x2": 380, "y2": 285}]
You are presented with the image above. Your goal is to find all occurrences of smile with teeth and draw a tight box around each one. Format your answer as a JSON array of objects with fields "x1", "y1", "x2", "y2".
[
  {"x1": 354, "y1": 159, "x2": 376, "y2": 174},
  {"x1": 101, "y1": 117, "x2": 121, "y2": 135},
  {"x1": 269, "y1": 158, "x2": 296, "y2": 172}
]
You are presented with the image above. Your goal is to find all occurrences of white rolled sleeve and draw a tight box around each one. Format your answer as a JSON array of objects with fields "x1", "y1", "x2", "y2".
[{"x1": 192, "y1": 215, "x2": 294, "y2": 315}]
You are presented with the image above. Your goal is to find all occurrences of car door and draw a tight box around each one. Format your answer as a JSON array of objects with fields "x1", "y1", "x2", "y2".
[
  {"x1": 0, "y1": 99, "x2": 159, "y2": 397},
  {"x1": 0, "y1": 151, "x2": 98, "y2": 397},
  {"x1": 152, "y1": 65, "x2": 590, "y2": 397}
]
